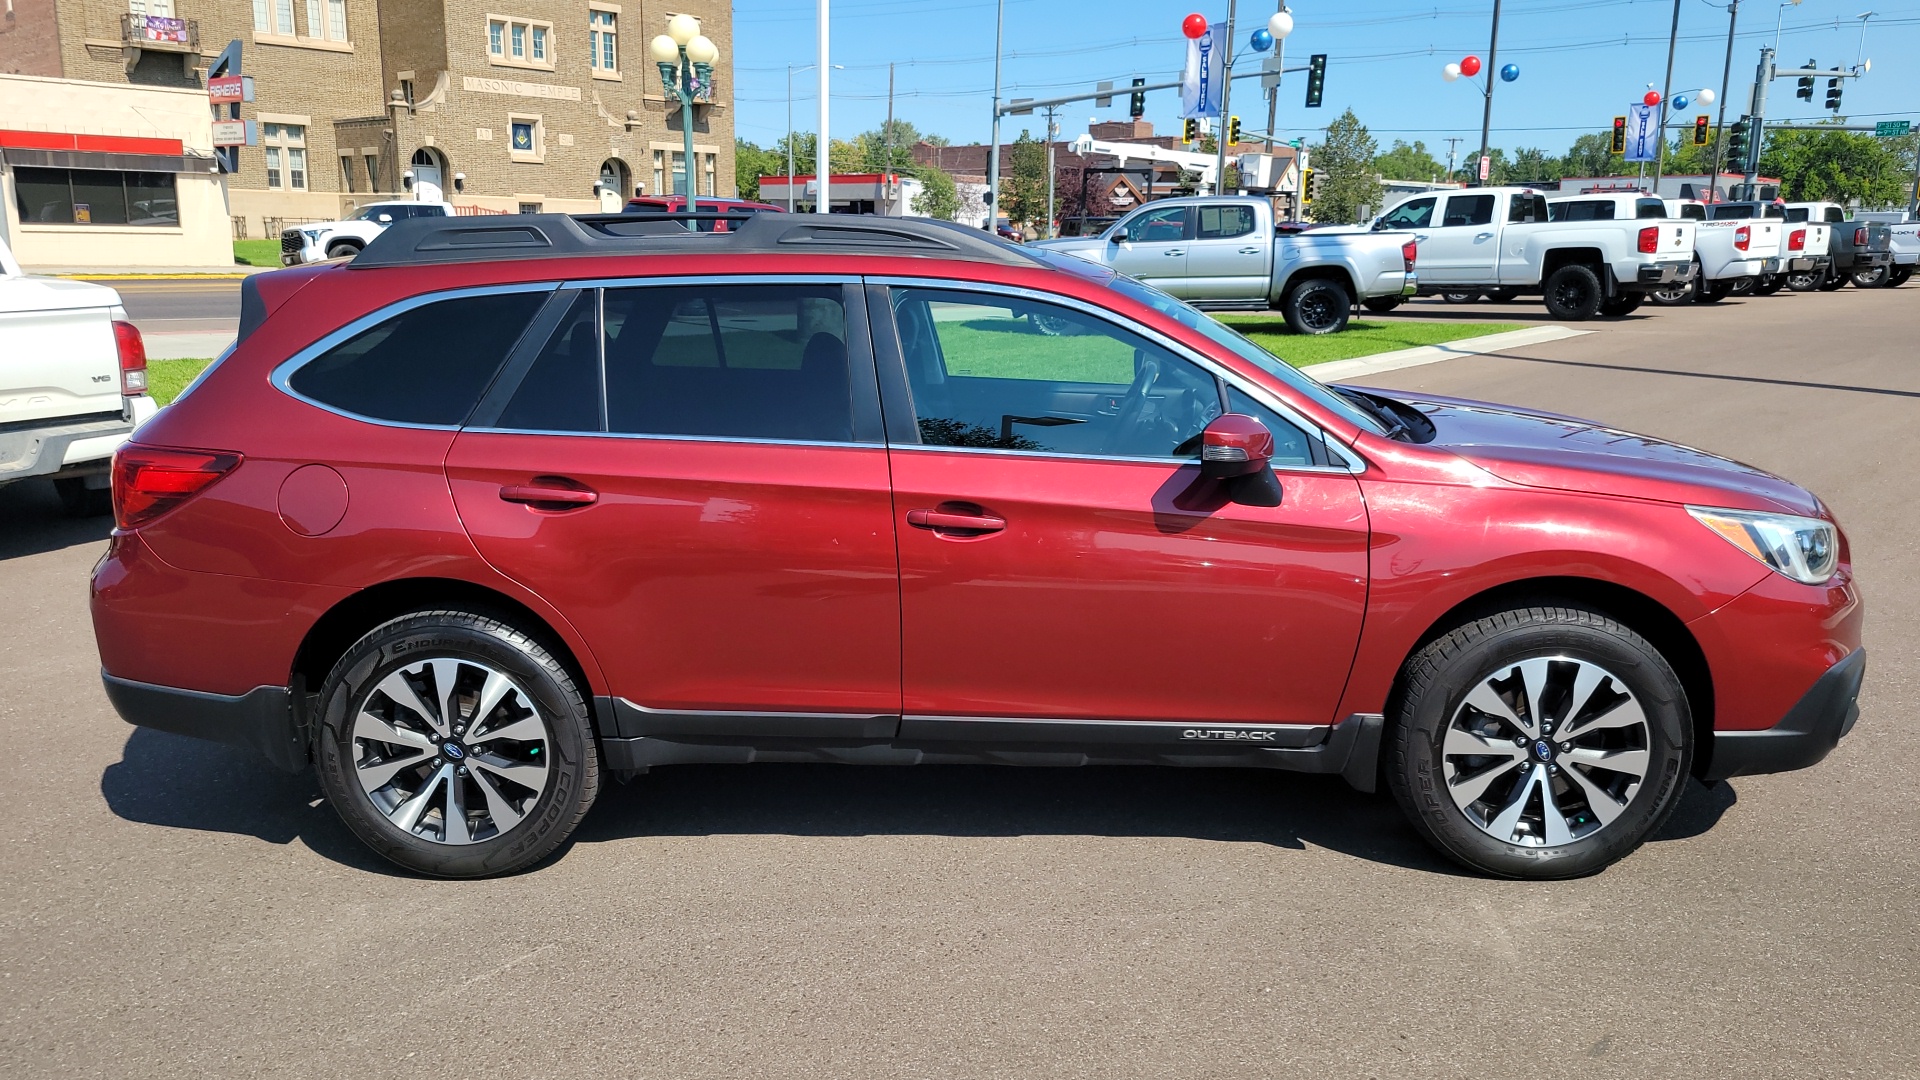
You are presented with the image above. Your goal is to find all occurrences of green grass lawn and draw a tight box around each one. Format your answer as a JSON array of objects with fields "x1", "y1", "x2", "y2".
[
  {"x1": 233, "y1": 239, "x2": 278, "y2": 267},
  {"x1": 148, "y1": 358, "x2": 213, "y2": 405},
  {"x1": 1214, "y1": 316, "x2": 1527, "y2": 368}
]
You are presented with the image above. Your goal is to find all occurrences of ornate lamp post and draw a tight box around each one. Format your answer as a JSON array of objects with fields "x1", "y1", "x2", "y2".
[{"x1": 650, "y1": 14, "x2": 719, "y2": 224}]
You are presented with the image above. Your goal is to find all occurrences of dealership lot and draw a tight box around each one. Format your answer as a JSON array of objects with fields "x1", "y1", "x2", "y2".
[{"x1": 2, "y1": 286, "x2": 1916, "y2": 1077}]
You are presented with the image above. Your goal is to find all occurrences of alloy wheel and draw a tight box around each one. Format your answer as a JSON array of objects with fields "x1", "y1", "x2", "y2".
[
  {"x1": 1299, "y1": 290, "x2": 1341, "y2": 331},
  {"x1": 352, "y1": 658, "x2": 553, "y2": 845},
  {"x1": 1441, "y1": 656, "x2": 1651, "y2": 848}
]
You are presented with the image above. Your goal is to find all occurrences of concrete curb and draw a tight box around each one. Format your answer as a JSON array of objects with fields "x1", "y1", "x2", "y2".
[{"x1": 1305, "y1": 324, "x2": 1594, "y2": 383}]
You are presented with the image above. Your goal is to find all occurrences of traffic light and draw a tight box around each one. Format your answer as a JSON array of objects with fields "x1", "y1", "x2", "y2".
[
  {"x1": 1726, "y1": 115, "x2": 1748, "y2": 166},
  {"x1": 1302, "y1": 167, "x2": 1316, "y2": 204},
  {"x1": 1825, "y1": 76, "x2": 1842, "y2": 111},
  {"x1": 1227, "y1": 116, "x2": 1242, "y2": 147},
  {"x1": 1304, "y1": 53, "x2": 1327, "y2": 108},
  {"x1": 1798, "y1": 60, "x2": 1816, "y2": 101},
  {"x1": 1182, "y1": 118, "x2": 1199, "y2": 145},
  {"x1": 1129, "y1": 77, "x2": 1146, "y2": 119},
  {"x1": 1610, "y1": 116, "x2": 1627, "y2": 154},
  {"x1": 1693, "y1": 115, "x2": 1710, "y2": 145}
]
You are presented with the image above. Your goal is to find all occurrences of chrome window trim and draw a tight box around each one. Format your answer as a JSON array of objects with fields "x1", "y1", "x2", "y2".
[
  {"x1": 268, "y1": 281, "x2": 560, "y2": 431},
  {"x1": 455, "y1": 427, "x2": 885, "y2": 451},
  {"x1": 868, "y1": 275, "x2": 1367, "y2": 475},
  {"x1": 559, "y1": 272, "x2": 857, "y2": 291}
]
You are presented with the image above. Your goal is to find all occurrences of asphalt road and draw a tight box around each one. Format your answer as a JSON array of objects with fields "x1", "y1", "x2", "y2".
[
  {"x1": 80, "y1": 276, "x2": 243, "y2": 360},
  {"x1": 4, "y1": 283, "x2": 1918, "y2": 1078}
]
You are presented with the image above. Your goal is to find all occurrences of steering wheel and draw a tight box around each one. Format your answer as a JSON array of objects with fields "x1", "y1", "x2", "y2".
[{"x1": 1102, "y1": 354, "x2": 1162, "y2": 455}]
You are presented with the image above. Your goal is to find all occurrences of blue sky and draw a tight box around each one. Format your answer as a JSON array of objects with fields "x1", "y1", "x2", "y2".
[{"x1": 730, "y1": 0, "x2": 1920, "y2": 159}]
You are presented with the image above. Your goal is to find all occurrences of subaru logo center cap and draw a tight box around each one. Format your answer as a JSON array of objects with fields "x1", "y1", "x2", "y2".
[
  {"x1": 443, "y1": 741, "x2": 466, "y2": 760},
  {"x1": 1533, "y1": 740, "x2": 1553, "y2": 762}
]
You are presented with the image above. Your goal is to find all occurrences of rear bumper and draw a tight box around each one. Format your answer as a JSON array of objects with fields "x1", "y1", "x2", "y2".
[
  {"x1": 1633, "y1": 260, "x2": 1694, "y2": 287},
  {"x1": 1702, "y1": 649, "x2": 1864, "y2": 783},
  {"x1": 0, "y1": 404, "x2": 147, "y2": 483},
  {"x1": 1769, "y1": 255, "x2": 1827, "y2": 273},
  {"x1": 1399, "y1": 272, "x2": 1420, "y2": 297},
  {"x1": 101, "y1": 672, "x2": 307, "y2": 773},
  {"x1": 1838, "y1": 251, "x2": 1892, "y2": 272}
]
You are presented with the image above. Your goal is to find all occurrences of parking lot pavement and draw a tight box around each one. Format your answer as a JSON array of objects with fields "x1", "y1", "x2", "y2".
[{"x1": 3, "y1": 285, "x2": 1917, "y2": 1078}]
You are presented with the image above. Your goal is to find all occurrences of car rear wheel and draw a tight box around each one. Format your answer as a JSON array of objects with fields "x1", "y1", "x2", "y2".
[
  {"x1": 1754, "y1": 274, "x2": 1785, "y2": 296},
  {"x1": 1483, "y1": 287, "x2": 1521, "y2": 302},
  {"x1": 1541, "y1": 265, "x2": 1603, "y2": 320},
  {"x1": 1281, "y1": 278, "x2": 1352, "y2": 335},
  {"x1": 1387, "y1": 606, "x2": 1691, "y2": 879},
  {"x1": 1890, "y1": 267, "x2": 1912, "y2": 288},
  {"x1": 1850, "y1": 266, "x2": 1889, "y2": 288},
  {"x1": 1598, "y1": 293, "x2": 1643, "y2": 317},
  {"x1": 1728, "y1": 276, "x2": 1757, "y2": 296},
  {"x1": 1785, "y1": 270, "x2": 1823, "y2": 292},
  {"x1": 1440, "y1": 290, "x2": 1481, "y2": 304},
  {"x1": 1648, "y1": 282, "x2": 1692, "y2": 305},
  {"x1": 53, "y1": 476, "x2": 112, "y2": 517},
  {"x1": 1696, "y1": 278, "x2": 1732, "y2": 303},
  {"x1": 1361, "y1": 296, "x2": 1404, "y2": 313},
  {"x1": 314, "y1": 609, "x2": 599, "y2": 878},
  {"x1": 1817, "y1": 270, "x2": 1849, "y2": 292}
]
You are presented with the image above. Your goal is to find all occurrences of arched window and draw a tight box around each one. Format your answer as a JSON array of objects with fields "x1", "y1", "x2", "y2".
[{"x1": 600, "y1": 158, "x2": 632, "y2": 199}]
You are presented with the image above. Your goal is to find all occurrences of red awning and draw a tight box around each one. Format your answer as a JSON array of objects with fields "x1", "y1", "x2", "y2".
[{"x1": 0, "y1": 129, "x2": 186, "y2": 157}]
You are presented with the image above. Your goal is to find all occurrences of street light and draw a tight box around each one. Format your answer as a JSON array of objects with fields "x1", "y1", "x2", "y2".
[{"x1": 652, "y1": 14, "x2": 720, "y2": 226}]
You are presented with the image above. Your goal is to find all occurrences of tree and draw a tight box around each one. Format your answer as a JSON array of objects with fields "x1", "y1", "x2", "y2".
[
  {"x1": 911, "y1": 166, "x2": 960, "y2": 221},
  {"x1": 1055, "y1": 164, "x2": 1120, "y2": 223},
  {"x1": 1759, "y1": 127, "x2": 1918, "y2": 206},
  {"x1": 999, "y1": 129, "x2": 1049, "y2": 227},
  {"x1": 1374, "y1": 140, "x2": 1447, "y2": 182},
  {"x1": 734, "y1": 138, "x2": 783, "y2": 201},
  {"x1": 1507, "y1": 146, "x2": 1561, "y2": 183},
  {"x1": 1309, "y1": 108, "x2": 1379, "y2": 225},
  {"x1": 1561, "y1": 130, "x2": 1617, "y2": 178}
]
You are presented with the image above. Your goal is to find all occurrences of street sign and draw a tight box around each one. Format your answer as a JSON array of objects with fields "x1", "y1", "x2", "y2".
[
  {"x1": 1094, "y1": 81, "x2": 1113, "y2": 108},
  {"x1": 1875, "y1": 120, "x2": 1911, "y2": 137},
  {"x1": 211, "y1": 119, "x2": 249, "y2": 147},
  {"x1": 1624, "y1": 103, "x2": 1658, "y2": 162},
  {"x1": 1009, "y1": 97, "x2": 1034, "y2": 115},
  {"x1": 1478, "y1": 154, "x2": 1490, "y2": 181},
  {"x1": 1260, "y1": 54, "x2": 1283, "y2": 91},
  {"x1": 208, "y1": 75, "x2": 243, "y2": 103}
]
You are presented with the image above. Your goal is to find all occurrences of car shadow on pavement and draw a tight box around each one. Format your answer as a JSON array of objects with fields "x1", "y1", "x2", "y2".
[{"x1": 0, "y1": 479, "x2": 111, "y2": 561}]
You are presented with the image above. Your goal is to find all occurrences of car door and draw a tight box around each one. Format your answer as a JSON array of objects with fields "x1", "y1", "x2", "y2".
[
  {"x1": 1418, "y1": 192, "x2": 1499, "y2": 283},
  {"x1": 444, "y1": 280, "x2": 902, "y2": 739},
  {"x1": 1106, "y1": 203, "x2": 1194, "y2": 296},
  {"x1": 1184, "y1": 202, "x2": 1267, "y2": 301},
  {"x1": 871, "y1": 281, "x2": 1370, "y2": 746}
]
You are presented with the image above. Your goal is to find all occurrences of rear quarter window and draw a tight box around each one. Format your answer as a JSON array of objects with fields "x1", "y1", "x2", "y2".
[{"x1": 287, "y1": 291, "x2": 546, "y2": 425}]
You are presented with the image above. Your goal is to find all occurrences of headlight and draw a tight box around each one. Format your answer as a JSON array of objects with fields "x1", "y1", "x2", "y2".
[
  {"x1": 303, "y1": 229, "x2": 322, "y2": 240},
  {"x1": 1688, "y1": 506, "x2": 1838, "y2": 585}
]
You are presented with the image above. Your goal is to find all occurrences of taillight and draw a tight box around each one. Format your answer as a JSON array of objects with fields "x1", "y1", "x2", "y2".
[
  {"x1": 112, "y1": 444, "x2": 242, "y2": 531},
  {"x1": 1401, "y1": 239, "x2": 1418, "y2": 271},
  {"x1": 1855, "y1": 227, "x2": 1869, "y2": 246},
  {"x1": 113, "y1": 320, "x2": 147, "y2": 395},
  {"x1": 1637, "y1": 226, "x2": 1659, "y2": 254},
  {"x1": 1734, "y1": 226, "x2": 1750, "y2": 252},
  {"x1": 1788, "y1": 229, "x2": 1806, "y2": 251}
]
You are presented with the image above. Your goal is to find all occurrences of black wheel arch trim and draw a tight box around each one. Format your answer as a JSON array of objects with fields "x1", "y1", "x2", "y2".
[
  {"x1": 1699, "y1": 648, "x2": 1864, "y2": 783},
  {"x1": 101, "y1": 672, "x2": 307, "y2": 774}
]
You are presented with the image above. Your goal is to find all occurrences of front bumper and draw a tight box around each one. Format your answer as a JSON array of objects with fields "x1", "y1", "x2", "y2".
[
  {"x1": 101, "y1": 672, "x2": 307, "y2": 773},
  {"x1": 1702, "y1": 648, "x2": 1864, "y2": 783}
]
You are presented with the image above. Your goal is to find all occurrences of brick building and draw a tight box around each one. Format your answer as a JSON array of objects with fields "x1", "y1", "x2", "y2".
[{"x1": 0, "y1": 0, "x2": 733, "y2": 237}]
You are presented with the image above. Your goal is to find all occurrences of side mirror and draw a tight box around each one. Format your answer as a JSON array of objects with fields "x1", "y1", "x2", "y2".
[
  {"x1": 1109, "y1": 229, "x2": 1128, "y2": 243},
  {"x1": 1371, "y1": 219, "x2": 1390, "y2": 232},
  {"x1": 1199, "y1": 413, "x2": 1274, "y2": 479},
  {"x1": 376, "y1": 214, "x2": 393, "y2": 224}
]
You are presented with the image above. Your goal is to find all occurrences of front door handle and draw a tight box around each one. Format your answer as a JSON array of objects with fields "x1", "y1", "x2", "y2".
[
  {"x1": 907, "y1": 505, "x2": 1006, "y2": 536},
  {"x1": 1164, "y1": 248, "x2": 1185, "y2": 256},
  {"x1": 1238, "y1": 246, "x2": 1262, "y2": 254},
  {"x1": 500, "y1": 477, "x2": 598, "y2": 510},
  {"x1": 1475, "y1": 231, "x2": 1494, "y2": 240}
]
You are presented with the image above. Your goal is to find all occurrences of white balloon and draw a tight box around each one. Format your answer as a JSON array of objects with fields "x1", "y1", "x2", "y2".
[
  {"x1": 1268, "y1": 10, "x2": 1294, "y2": 40},
  {"x1": 1696, "y1": 88, "x2": 1716, "y2": 105},
  {"x1": 686, "y1": 34, "x2": 718, "y2": 64},
  {"x1": 1443, "y1": 62, "x2": 1462, "y2": 81},
  {"x1": 650, "y1": 34, "x2": 680, "y2": 63},
  {"x1": 667, "y1": 12, "x2": 700, "y2": 46}
]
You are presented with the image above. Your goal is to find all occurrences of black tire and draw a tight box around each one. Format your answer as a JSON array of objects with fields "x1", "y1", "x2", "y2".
[
  {"x1": 1890, "y1": 267, "x2": 1912, "y2": 288},
  {"x1": 1483, "y1": 286, "x2": 1521, "y2": 303},
  {"x1": 1386, "y1": 606, "x2": 1693, "y2": 879},
  {"x1": 1850, "y1": 266, "x2": 1889, "y2": 289},
  {"x1": 314, "y1": 609, "x2": 600, "y2": 878},
  {"x1": 1028, "y1": 311, "x2": 1085, "y2": 336},
  {"x1": 1541, "y1": 264, "x2": 1603, "y2": 321},
  {"x1": 52, "y1": 476, "x2": 112, "y2": 517},
  {"x1": 1440, "y1": 290, "x2": 1481, "y2": 304},
  {"x1": 1786, "y1": 270, "x2": 1822, "y2": 292},
  {"x1": 1728, "y1": 276, "x2": 1757, "y2": 296},
  {"x1": 1754, "y1": 274, "x2": 1785, "y2": 296},
  {"x1": 1282, "y1": 278, "x2": 1352, "y2": 335},
  {"x1": 1598, "y1": 293, "x2": 1643, "y2": 317},
  {"x1": 1817, "y1": 270, "x2": 1848, "y2": 292},
  {"x1": 325, "y1": 242, "x2": 363, "y2": 260},
  {"x1": 1695, "y1": 278, "x2": 1732, "y2": 303},
  {"x1": 1361, "y1": 296, "x2": 1405, "y2": 314}
]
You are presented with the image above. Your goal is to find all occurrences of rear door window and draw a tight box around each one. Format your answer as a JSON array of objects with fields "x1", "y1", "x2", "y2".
[
  {"x1": 1197, "y1": 204, "x2": 1257, "y2": 239},
  {"x1": 1442, "y1": 194, "x2": 1495, "y2": 227},
  {"x1": 1550, "y1": 200, "x2": 1614, "y2": 222},
  {"x1": 1636, "y1": 199, "x2": 1668, "y2": 219},
  {"x1": 288, "y1": 290, "x2": 546, "y2": 425}
]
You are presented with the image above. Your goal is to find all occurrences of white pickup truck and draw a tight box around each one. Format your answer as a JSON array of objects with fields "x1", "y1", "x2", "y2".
[
  {"x1": 1705, "y1": 200, "x2": 1829, "y2": 294},
  {"x1": 1855, "y1": 212, "x2": 1916, "y2": 287},
  {"x1": 0, "y1": 236, "x2": 154, "y2": 515},
  {"x1": 280, "y1": 200, "x2": 456, "y2": 265},
  {"x1": 1029, "y1": 195, "x2": 1419, "y2": 335},
  {"x1": 1633, "y1": 197, "x2": 1782, "y2": 303},
  {"x1": 1365, "y1": 186, "x2": 1695, "y2": 319}
]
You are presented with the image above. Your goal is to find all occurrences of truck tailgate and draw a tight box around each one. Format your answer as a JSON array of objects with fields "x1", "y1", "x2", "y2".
[
  {"x1": 0, "y1": 278, "x2": 122, "y2": 427},
  {"x1": 1651, "y1": 220, "x2": 1695, "y2": 258}
]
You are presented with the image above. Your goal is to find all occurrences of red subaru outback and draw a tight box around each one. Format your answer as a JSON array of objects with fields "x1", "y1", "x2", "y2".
[{"x1": 92, "y1": 214, "x2": 1863, "y2": 879}]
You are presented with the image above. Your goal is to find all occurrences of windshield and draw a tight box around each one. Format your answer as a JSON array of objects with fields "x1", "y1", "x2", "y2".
[
  {"x1": 1025, "y1": 251, "x2": 1387, "y2": 436},
  {"x1": 351, "y1": 205, "x2": 395, "y2": 221}
]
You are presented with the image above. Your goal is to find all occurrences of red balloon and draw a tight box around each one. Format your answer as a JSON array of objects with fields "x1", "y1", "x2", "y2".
[
  {"x1": 1182, "y1": 12, "x2": 1208, "y2": 39},
  {"x1": 1643, "y1": 90, "x2": 1662, "y2": 106},
  {"x1": 1460, "y1": 55, "x2": 1482, "y2": 77}
]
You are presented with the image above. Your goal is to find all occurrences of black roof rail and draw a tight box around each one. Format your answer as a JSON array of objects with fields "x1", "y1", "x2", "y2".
[{"x1": 349, "y1": 211, "x2": 1043, "y2": 269}]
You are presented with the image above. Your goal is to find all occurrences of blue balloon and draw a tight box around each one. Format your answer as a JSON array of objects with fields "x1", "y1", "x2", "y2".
[
  {"x1": 1673, "y1": 94, "x2": 1690, "y2": 110},
  {"x1": 1500, "y1": 63, "x2": 1520, "y2": 82},
  {"x1": 1250, "y1": 28, "x2": 1274, "y2": 52}
]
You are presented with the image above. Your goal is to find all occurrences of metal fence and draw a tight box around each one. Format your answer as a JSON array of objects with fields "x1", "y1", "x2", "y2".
[{"x1": 230, "y1": 216, "x2": 248, "y2": 240}]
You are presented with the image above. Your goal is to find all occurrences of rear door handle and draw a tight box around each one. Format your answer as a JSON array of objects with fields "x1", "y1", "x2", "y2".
[
  {"x1": 1237, "y1": 246, "x2": 1262, "y2": 254},
  {"x1": 907, "y1": 506, "x2": 1006, "y2": 535},
  {"x1": 500, "y1": 479, "x2": 598, "y2": 509}
]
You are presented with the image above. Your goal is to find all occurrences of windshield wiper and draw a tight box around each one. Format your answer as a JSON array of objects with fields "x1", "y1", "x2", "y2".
[{"x1": 1336, "y1": 387, "x2": 1410, "y2": 440}]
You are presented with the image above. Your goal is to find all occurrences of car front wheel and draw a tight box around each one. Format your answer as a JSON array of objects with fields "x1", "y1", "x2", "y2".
[
  {"x1": 1387, "y1": 606, "x2": 1692, "y2": 879},
  {"x1": 1785, "y1": 270, "x2": 1823, "y2": 291},
  {"x1": 1851, "y1": 266, "x2": 1889, "y2": 288},
  {"x1": 314, "y1": 609, "x2": 600, "y2": 878}
]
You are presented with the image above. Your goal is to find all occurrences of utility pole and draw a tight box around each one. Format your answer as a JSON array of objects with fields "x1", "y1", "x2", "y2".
[
  {"x1": 1444, "y1": 136, "x2": 1462, "y2": 181},
  {"x1": 885, "y1": 61, "x2": 895, "y2": 172},
  {"x1": 1214, "y1": 0, "x2": 1238, "y2": 196},
  {"x1": 1705, "y1": 0, "x2": 1740, "y2": 203},
  {"x1": 1044, "y1": 104, "x2": 1059, "y2": 238},
  {"x1": 1653, "y1": 0, "x2": 1681, "y2": 190},
  {"x1": 818, "y1": 0, "x2": 829, "y2": 213},
  {"x1": 985, "y1": 0, "x2": 1005, "y2": 230},
  {"x1": 1476, "y1": 0, "x2": 1502, "y2": 185},
  {"x1": 1745, "y1": 46, "x2": 1773, "y2": 188},
  {"x1": 786, "y1": 64, "x2": 796, "y2": 212}
]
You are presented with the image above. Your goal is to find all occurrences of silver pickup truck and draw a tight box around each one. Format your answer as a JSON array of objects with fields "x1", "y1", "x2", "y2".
[{"x1": 1029, "y1": 196, "x2": 1418, "y2": 335}]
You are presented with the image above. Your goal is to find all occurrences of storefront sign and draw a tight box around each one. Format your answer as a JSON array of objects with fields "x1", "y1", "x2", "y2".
[
  {"x1": 208, "y1": 76, "x2": 244, "y2": 104},
  {"x1": 211, "y1": 120, "x2": 248, "y2": 147}
]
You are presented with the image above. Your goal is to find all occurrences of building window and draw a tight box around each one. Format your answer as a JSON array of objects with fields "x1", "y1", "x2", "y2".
[
  {"x1": 252, "y1": 0, "x2": 268, "y2": 30},
  {"x1": 487, "y1": 16, "x2": 553, "y2": 69},
  {"x1": 129, "y1": 0, "x2": 174, "y2": 15},
  {"x1": 364, "y1": 153, "x2": 381, "y2": 191},
  {"x1": 340, "y1": 155, "x2": 356, "y2": 193},
  {"x1": 589, "y1": 9, "x2": 617, "y2": 74},
  {"x1": 704, "y1": 153, "x2": 715, "y2": 197},
  {"x1": 263, "y1": 123, "x2": 307, "y2": 190},
  {"x1": 13, "y1": 167, "x2": 179, "y2": 227},
  {"x1": 305, "y1": 0, "x2": 320, "y2": 38},
  {"x1": 509, "y1": 116, "x2": 543, "y2": 162},
  {"x1": 651, "y1": 150, "x2": 664, "y2": 196},
  {"x1": 326, "y1": 0, "x2": 346, "y2": 39},
  {"x1": 517, "y1": 202, "x2": 543, "y2": 214},
  {"x1": 274, "y1": 0, "x2": 293, "y2": 35}
]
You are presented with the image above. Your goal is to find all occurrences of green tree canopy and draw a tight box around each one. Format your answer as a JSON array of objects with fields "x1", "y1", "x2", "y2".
[
  {"x1": 1311, "y1": 109, "x2": 1380, "y2": 225},
  {"x1": 1000, "y1": 130, "x2": 1050, "y2": 227},
  {"x1": 911, "y1": 166, "x2": 960, "y2": 221},
  {"x1": 1374, "y1": 140, "x2": 1447, "y2": 182},
  {"x1": 1760, "y1": 127, "x2": 1920, "y2": 206},
  {"x1": 1561, "y1": 130, "x2": 1618, "y2": 178}
]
